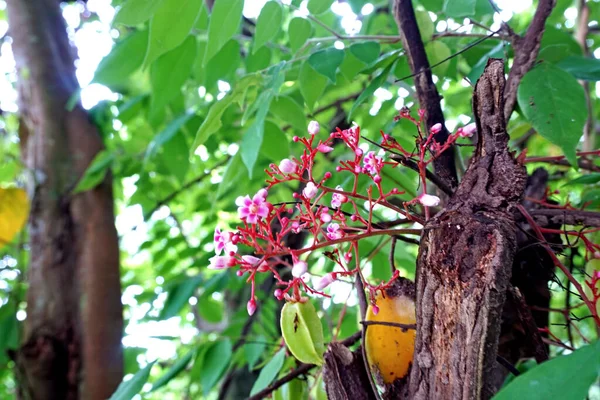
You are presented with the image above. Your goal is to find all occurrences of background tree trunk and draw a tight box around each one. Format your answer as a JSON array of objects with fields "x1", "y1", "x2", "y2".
[{"x1": 6, "y1": 0, "x2": 123, "y2": 398}]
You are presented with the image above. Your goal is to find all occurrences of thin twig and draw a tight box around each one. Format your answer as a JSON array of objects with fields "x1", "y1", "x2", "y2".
[
  {"x1": 360, "y1": 320, "x2": 416, "y2": 331},
  {"x1": 143, "y1": 156, "x2": 231, "y2": 220}
]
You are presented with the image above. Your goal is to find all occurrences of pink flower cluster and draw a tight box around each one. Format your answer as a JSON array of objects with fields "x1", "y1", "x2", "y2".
[{"x1": 212, "y1": 111, "x2": 482, "y2": 315}]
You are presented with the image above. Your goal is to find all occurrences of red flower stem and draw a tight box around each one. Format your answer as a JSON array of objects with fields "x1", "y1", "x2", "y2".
[{"x1": 517, "y1": 205, "x2": 600, "y2": 327}]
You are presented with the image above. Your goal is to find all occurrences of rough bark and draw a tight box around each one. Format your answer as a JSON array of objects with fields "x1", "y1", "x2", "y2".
[
  {"x1": 393, "y1": 0, "x2": 458, "y2": 190},
  {"x1": 6, "y1": 0, "x2": 123, "y2": 399},
  {"x1": 323, "y1": 343, "x2": 375, "y2": 400},
  {"x1": 409, "y1": 59, "x2": 527, "y2": 400}
]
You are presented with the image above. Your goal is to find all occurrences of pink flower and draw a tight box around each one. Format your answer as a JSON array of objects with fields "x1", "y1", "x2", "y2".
[
  {"x1": 320, "y1": 212, "x2": 332, "y2": 223},
  {"x1": 291, "y1": 221, "x2": 302, "y2": 233},
  {"x1": 331, "y1": 187, "x2": 347, "y2": 208},
  {"x1": 209, "y1": 255, "x2": 232, "y2": 270},
  {"x1": 363, "y1": 151, "x2": 383, "y2": 175},
  {"x1": 303, "y1": 182, "x2": 318, "y2": 199},
  {"x1": 430, "y1": 123, "x2": 442, "y2": 134},
  {"x1": 308, "y1": 120, "x2": 320, "y2": 135},
  {"x1": 292, "y1": 261, "x2": 308, "y2": 278},
  {"x1": 242, "y1": 255, "x2": 268, "y2": 272},
  {"x1": 418, "y1": 193, "x2": 440, "y2": 207},
  {"x1": 279, "y1": 158, "x2": 296, "y2": 174},
  {"x1": 317, "y1": 143, "x2": 334, "y2": 153},
  {"x1": 247, "y1": 299, "x2": 257, "y2": 316},
  {"x1": 236, "y1": 190, "x2": 270, "y2": 224},
  {"x1": 314, "y1": 273, "x2": 335, "y2": 290},
  {"x1": 326, "y1": 223, "x2": 343, "y2": 240},
  {"x1": 214, "y1": 228, "x2": 238, "y2": 255},
  {"x1": 458, "y1": 123, "x2": 476, "y2": 138}
]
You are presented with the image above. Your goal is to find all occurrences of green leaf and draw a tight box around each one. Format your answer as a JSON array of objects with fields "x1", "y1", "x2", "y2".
[
  {"x1": 144, "y1": 0, "x2": 203, "y2": 67},
  {"x1": 109, "y1": 361, "x2": 156, "y2": 400},
  {"x1": 288, "y1": 18, "x2": 313, "y2": 52},
  {"x1": 204, "y1": 0, "x2": 244, "y2": 65},
  {"x1": 349, "y1": 41, "x2": 380, "y2": 65},
  {"x1": 467, "y1": 43, "x2": 505, "y2": 83},
  {"x1": 244, "y1": 335, "x2": 267, "y2": 370},
  {"x1": 191, "y1": 74, "x2": 262, "y2": 153},
  {"x1": 241, "y1": 119, "x2": 265, "y2": 178},
  {"x1": 145, "y1": 113, "x2": 193, "y2": 161},
  {"x1": 114, "y1": 0, "x2": 165, "y2": 26},
  {"x1": 246, "y1": 46, "x2": 272, "y2": 73},
  {"x1": 198, "y1": 295, "x2": 224, "y2": 322},
  {"x1": 270, "y1": 96, "x2": 306, "y2": 132},
  {"x1": 539, "y1": 26, "x2": 582, "y2": 63},
  {"x1": 159, "y1": 275, "x2": 203, "y2": 320},
  {"x1": 308, "y1": 48, "x2": 345, "y2": 83},
  {"x1": 216, "y1": 153, "x2": 245, "y2": 200},
  {"x1": 260, "y1": 120, "x2": 290, "y2": 162},
  {"x1": 205, "y1": 39, "x2": 241, "y2": 89},
  {"x1": 93, "y1": 29, "x2": 148, "y2": 89},
  {"x1": 444, "y1": 0, "x2": 476, "y2": 17},
  {"x1": 0, "y1": 301, "x2": 18, "y2": 366},
  {"x1": 240, "y1": 63, "x2": 286, "y2": 176},
  {"x1": 254, "y1": 2, "x2": 283, "y2": 54},
  {"x1": 339, "y1": 50, "x2": 366, "y2": 80},
  {"x1": 425, "y1": 41, "x2": 452, "y2": 76},
  {"x1": 299, "y1": 61, "x2": 328, "y2": 111},
  {"x1": 73, "y1": 150, "x2": 115, "y2": 194},
  {"x1": 250, "y1": 348, "x2": 287, "y2": 396},
  {"x1": 149, "y1": 36, "x2": 196, "y2": 117},
  {"x1": 493, "y1": 340, "x2": 600, "y2": 400},
  {"x1": 517, "y1": 62, "x2": 587, "y2": 166},
  {"x1": 150, "y1": 349, "x2": 195, "y2": 391},
  {"x1": 581, "y1": 188, "x2": 600, "y2": 207},
  {"x1": 415, "y1": 8, "x2": 434, "y2": 40},
  {"x1": 349, "y1": 62, "x2": 394, "y2": 120},
  {"x1": 556, "y1": 56, "x2": 600, "y2": 81},
  {"x1": 161, "y1": 129, "x2": 190, "y2": 183},
  {"x1": 200, "y1": 340, "x2": 233, "y2": 395},
  {"x1": 307, "y1": 0, "x2": 334, "y2": 14},
  {"x1": 273, "y1": 379, "x2": 308, "y2": 400},
  {"x1": 566, "y1": 173, "x2": 600, "y2": 185},
  {"x1": 280, "y1": 301, "x2": 325, "y2": 365}
]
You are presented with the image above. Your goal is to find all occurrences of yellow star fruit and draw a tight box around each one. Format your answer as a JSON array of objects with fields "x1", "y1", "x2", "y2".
[
  {"x1": 365, "y1": 278, "x2": 416, "y2": 384},
  {"x1": 0, "y1": 188, "x2": 29, "y2": 248}
]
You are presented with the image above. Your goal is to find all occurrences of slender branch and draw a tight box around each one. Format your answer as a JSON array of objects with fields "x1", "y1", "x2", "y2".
[
  {"x1": 265, "y1": 228, "x2": 422, "y2": 257},
  {"x1": 360, "y1": 320, "x2": 416, "y2": 331},
  {"x1": 504, "y1": 0, "x2": 556, "y2": 121},
  {"x1": 143, "y1": 156, "x2": 230, "y2": 220},
  {"x1": 393, "y1": 0, "x2": 458, "y2": 190},
  {"x1": 246, "y1": 332, "x2": 362, "y2": 400},
  {"x1": 528, "y1": 209, "x2": 600, "y2": 228},
  {"x1": 389, "y1": 153, "x2": 454, "y2": 196}
]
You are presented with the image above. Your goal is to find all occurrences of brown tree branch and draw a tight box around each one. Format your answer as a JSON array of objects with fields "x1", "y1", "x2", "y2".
[
  {"x1": 393, "y1": 0, "x2": 458, "y2": 190},
  {"x1": 503, "y1": 0, "x2": 556, "y2": 121},
  {"x1": 528, "y1": 208, "x2": 600, "y2": 227}
]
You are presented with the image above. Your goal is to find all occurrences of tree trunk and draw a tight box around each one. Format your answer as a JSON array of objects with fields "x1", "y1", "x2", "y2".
[
  {"x1": 409, "y1": 59, "x2": 527, "y2": 399},
  {"x1": 6, "y1": 0, "x2": 123, "y2": 399}
]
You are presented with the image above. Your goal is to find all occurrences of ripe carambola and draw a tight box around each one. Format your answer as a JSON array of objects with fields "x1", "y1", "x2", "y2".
[{"x1": 365, "y1": 278, "x2": 416, "y2": 384}]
